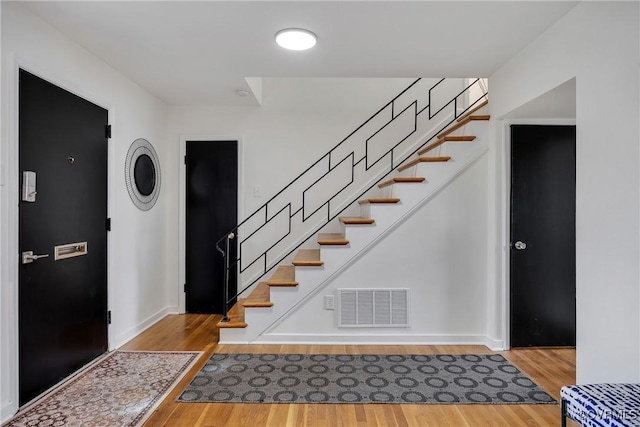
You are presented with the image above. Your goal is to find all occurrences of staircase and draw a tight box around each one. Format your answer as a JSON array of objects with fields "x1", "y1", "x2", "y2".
[{"x1": 218, "y1": 100, "x2": 490, "y2": 344}]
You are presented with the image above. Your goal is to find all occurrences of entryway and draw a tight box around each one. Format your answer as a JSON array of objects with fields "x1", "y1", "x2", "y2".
[
  {"x1": 510, "y1": 124, "x2": 576, "y2": 347},
  {"x1": 18, "y1": 69, "x2": 109, "y2": 404}
]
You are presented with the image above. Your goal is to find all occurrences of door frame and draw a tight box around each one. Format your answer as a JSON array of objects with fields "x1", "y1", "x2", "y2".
[
  {"x1": 1, "y1": 57, "x2": 114, "y2": 416},
  {"x1": 499, "y1": 118, "x2": 577, "y2": 349},
  {"x1": 178, "y1": 136, "x2": 244, "y2": 313}
]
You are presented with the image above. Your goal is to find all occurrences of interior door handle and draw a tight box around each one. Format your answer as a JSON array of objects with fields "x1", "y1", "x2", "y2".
[
  {"x1": 514, "y1": 241, "x2": 527, "y2": 250},
  {"x1": 22, "y1": 251, "x2": 50, "y2": 264}
]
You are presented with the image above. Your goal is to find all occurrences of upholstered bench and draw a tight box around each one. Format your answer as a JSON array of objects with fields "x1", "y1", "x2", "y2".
[{"x1": 561, "y1": 383, "x2": 640, "y2": 426}]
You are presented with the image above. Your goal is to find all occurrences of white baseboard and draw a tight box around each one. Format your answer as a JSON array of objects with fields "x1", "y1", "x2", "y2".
[
  {"x1": 165, "y1": 305, "x2": 180, "y2": 315},
  {"x1": 252, "y1": 333, "x2": 493, "y2": 347},
  {"x1": 484, "y1": 337, "x2": 507, "y2": 351},
  {"x1": 113, "y1": 306, "x2": 179, "y2": 348},
  {"x1": 1, "y1": 401, "x2": 18, "y2": 424}
]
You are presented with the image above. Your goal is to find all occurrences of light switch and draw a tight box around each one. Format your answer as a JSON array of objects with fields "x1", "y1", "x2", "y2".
[
  {"x1": 325, "y1": 295, "x2": 335, "y2": 310},
  {"x1": 253, "y1": 185, "x2": 262, "y2": 198}
]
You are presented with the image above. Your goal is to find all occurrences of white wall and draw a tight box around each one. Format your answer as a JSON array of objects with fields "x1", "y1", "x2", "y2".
[
  {"x1": 1, "y1": 3, "x2": 173, "y2": 419},
  {"x1": 488, "y1": 1, "x2": 640, "y2": 383},
  {"x1": 266, "y1": 154, "x2": 489, "y2": 344},
  {"x1": 169, "y1": 77, "x2": 418, "y2": 213}
]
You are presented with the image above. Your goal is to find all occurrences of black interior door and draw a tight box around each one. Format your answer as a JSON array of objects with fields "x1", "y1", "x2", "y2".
[
  {"x1": 19, "y1": 70, "x2": 108, "y2": 404},
  {"x1": 510, "y1": 125, "x2": 576, "y2": 347},
  {"x1": 186, "y1": 141, "x2": 237, "y2": 313}
]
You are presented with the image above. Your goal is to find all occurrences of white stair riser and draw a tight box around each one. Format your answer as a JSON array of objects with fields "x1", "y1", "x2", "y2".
[
  {"x1": 219, "y1": 327, "x2": 252, "y2": 344},
  {"x1": 439, "y1": 141, "x2": 475, "y2": 159},
  {"x1": 318, "y1": 244, "x2": 351, "y2": 265},
  {"x1": 342, "y1": 224, "x2": 377, "y2": 243}
]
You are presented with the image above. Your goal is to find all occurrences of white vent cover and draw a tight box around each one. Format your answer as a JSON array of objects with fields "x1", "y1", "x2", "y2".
[{"x1": 338, "y1": 289, "x2": 409, "y2": 327}]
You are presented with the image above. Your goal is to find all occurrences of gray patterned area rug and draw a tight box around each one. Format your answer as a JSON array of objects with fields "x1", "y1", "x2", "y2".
[
  {"x1": 178, "y1": 353, "x2": 556, "y2": 404},
  {"x1": 2, "y1": 351, "x2": 202, "y2": 427}
]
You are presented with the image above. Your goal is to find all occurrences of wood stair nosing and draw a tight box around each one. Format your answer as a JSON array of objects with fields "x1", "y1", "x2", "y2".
[
  {"x1": 266, "y1": 265, "x2": 298, "y2": 286},
  {"x1": 216, "y1": 302, "x2": 247, "y2": 328},
  {"x1": 241, "y1": 282, "x2": 273, "y2": 307},
  {"x1": 358, "y1": 198, "x2": 400, "y2": 205},
  {"x1": 378, "y1": 177, "x2": 426, "y2": 188},
  {"x1": 418, "y1": 135, "x2": 476, "y2": 157},
  {"x1": 292, "y1": 248, "x2": 324, "y2": 266},
  {"x1": 467, "y1": 114, "x2": 490, "y2": 121},
  {"x1": 436, "y1": 116, "x2": 472, "y2": 139},
  {"x1": 456, "y1": 99, "x2": 489, "y2": 123},
  {"x1": 317, "y1": 233, "x2": 349, "y2": 245},
  {"x1": 397, "y1": 156, "x2": 451, "y2": 172},
  {"x1": 417, "y1": 138, "x2": 448, "y2": 156},
  {"x1": 435, "y1": 110, "x2": 488, "y2": 140},
  {"x1": 420, "y1": 156, "x2": 452, "y2": 162},
  {"x1": 340, "y1": 217, "x2": 375, "y2": 225},
  {"x1": 443, "y1": 135, "x2": 476, "y2": 142}
]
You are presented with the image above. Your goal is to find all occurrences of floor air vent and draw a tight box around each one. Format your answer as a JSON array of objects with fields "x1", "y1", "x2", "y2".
[{"x1": 338, "y1": 289, "x2": 409, "y2": 327}]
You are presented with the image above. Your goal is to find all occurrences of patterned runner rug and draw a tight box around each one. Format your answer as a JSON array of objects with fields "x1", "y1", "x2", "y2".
[
  {"x1": 3, "y1": 351, "x2": 201, "y2": 427},
  {"x1": 178, "y1": 353, "x2": 556, "y2": 404}
]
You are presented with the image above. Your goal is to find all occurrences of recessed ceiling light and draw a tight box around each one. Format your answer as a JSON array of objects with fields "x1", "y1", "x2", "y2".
[{"x1": 275, "y1": 28, "x2": 317, "y2": 51}]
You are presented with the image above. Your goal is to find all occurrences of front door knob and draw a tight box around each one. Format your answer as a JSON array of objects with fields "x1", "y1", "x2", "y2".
[
  {"x1": 514, "y1": 241, "x2": 527, "y2": 250},
  {"x1": 22, "y1": 251, "x2": 49, "y2": 264}
]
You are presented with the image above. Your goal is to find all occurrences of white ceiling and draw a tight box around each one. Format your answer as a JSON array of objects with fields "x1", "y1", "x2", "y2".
[{"x1": 21, "y1": 1, "x2": 578, "y2": 106}]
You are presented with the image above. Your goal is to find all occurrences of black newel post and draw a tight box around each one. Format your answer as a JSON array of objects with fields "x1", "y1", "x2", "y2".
[{"x1": 220, "y1": 232, "x2": 235, "y2": 323}]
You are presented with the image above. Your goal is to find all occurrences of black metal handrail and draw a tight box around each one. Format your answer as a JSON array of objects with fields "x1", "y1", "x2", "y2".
[{"x1": 217, "y1": 78, "x2": 488, "y2": 322}]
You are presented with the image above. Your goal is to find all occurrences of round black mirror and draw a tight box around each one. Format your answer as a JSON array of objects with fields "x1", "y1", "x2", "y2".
[
  {"x1": 134, "y1": 154, "x2": 156, "y2": 196},
  {"x1": 125, "y1": 138, "x2": 161, "y2": 211}
]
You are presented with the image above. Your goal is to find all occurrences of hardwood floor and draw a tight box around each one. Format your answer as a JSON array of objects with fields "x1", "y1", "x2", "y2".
[{"x1": 120, "y1": 314, "x2": 576, "y2": 426}]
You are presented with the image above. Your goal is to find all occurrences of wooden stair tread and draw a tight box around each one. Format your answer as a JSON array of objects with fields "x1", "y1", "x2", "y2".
[
  {"x1": 438, "y1": 114, "x2": 491, "y2": 139},
  {"x1": 433, "y1": 100, "x2": 488, "y2": 140},
  {"x1": 417, "y1": 138, "x2": 448, "y2": 156},
  {"x1": 292, "y1": 249, "x2": 324, "y2": 266},
  {"x1": 443, "y1": 135, "x2": 476, "y2": 142},
  {"x1": 358, "y1": 198, "x2": 400, "y2": 204},
  {"x1": 467, "y1": 114, "x2": 490, "y2": 121},
  {"x1": 417, "y1": 135, "x2": 475, "y2": 156},
  {"x1": 340, "y1": 217, "x2": 375, "y2": 225},
  {"x1": 436, "y1": 117, "x2": 471, "y2": 139},
  {"x1": 456, "y1": 99, "x2": 489, "y2": 122},
  {"x1": 378, "y1": 177, "x2": 425, "y2": 188},
  {"x1": 216, "y1": 303, "x2": 247, "y2": 328},
  {"x1": 398, "y1": 156, "x2": 451, "y2": 172},
  {"x1": 266, "y1": 265, "x2": 297, "y2": 286},
  {"x1": 317, "y1": 233, "x2": 349, "y2": 245},
  {"x1": 420, "y1": 156, "x2": 452, "y2": 162},
  {"x1": 242, "y1": 282, "x2": 273, "y2": 307}
]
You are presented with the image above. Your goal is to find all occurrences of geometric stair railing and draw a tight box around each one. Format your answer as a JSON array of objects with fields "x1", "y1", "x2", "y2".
[{"x1": 217, "y1": 77, "x2": 488, "y2": 322}]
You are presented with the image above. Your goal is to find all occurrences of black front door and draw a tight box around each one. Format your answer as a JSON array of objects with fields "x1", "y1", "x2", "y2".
[
  {"x1": 510, "y1": 125, "x2": 576, "y2": 347},
  {"x1": 185, "y1": 141, "x2": 237, "y2": 313},
  {"x1": 18, "y1": 70, "x2": 109, "y2": 404}
]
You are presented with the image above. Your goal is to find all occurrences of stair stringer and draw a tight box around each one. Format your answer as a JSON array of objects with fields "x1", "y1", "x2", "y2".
[{"x1": 219, "y1": 120, "x2": 489, "y2": 344}]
